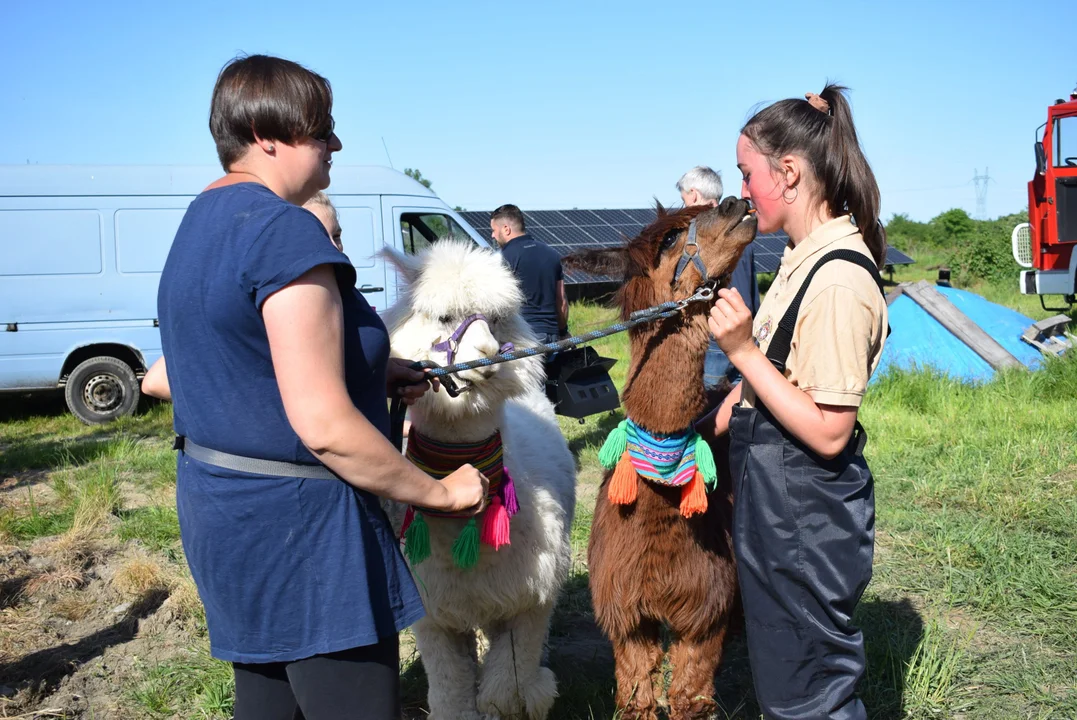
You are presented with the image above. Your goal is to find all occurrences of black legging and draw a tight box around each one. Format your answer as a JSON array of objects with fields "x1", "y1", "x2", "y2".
[{"x1": 232, "y1": 635, "x2": 400, "y2": 720}]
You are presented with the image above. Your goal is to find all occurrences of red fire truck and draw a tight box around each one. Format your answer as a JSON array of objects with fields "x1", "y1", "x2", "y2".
[{"x1": 1013, "y1": 85, "x2": 1077, "y2": 307}]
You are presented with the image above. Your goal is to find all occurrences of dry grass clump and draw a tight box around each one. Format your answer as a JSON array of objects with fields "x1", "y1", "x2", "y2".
[{"x1": 112, "y1": 556, "x2": 168, "y2": 600}]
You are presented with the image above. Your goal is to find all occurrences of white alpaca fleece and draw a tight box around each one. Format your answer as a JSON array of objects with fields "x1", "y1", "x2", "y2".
[
  {"x1": 382, "y1": 242, "x2": 546, "y2": 437},
  {"x1": 381, "y1": 241, "x2": 577, "y2": 720},
  {"x1": 381, "y1": 241, "x2": 525, "y2": 327}
]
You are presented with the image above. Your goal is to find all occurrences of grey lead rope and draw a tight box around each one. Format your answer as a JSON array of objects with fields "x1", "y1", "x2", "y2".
[
  {"x1": 389, "y1": 280, "x2": 722, "y2": 450},
  {"x1": 415, "y1": 282, "x2": 720, "y2": 379}
]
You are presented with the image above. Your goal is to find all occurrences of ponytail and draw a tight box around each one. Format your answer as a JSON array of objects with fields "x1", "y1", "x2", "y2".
[{"x1": 742, "y1": 84, "x2": 886, "y2": 268}]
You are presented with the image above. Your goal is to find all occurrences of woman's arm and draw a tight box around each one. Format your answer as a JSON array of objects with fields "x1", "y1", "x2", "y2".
[
  {"x1": 141, "y1": 356, "x2": 171, "y2": 400},
  {"x1": 262, "y1": 265, "x2": 487, "y2": 512},
  {"x1": 708, "y1": 288, "x2": 857, "y2": 460}
]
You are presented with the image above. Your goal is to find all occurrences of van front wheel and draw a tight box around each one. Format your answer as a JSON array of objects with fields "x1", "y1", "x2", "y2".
[{"x1": 64, "y1": 356, "x2": 140, "y2": 425}]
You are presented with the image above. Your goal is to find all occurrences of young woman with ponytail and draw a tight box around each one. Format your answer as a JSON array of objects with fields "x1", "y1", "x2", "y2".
[{"x1": 698, "y1": 85, "x2": 888, "y2": 719}]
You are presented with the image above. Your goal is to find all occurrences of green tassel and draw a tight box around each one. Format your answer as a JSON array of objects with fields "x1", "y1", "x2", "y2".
[
  {"x1": 404, "y1": 513, "x2": 431, "y2": 565},
  {"x1": 599, "y1": 420, "x2": 629, "y2": 469},
  {"x1": 694, "y1": 434, "x2": 718, "y2": 491},
  {"x1": 451, "y1": 517, "x2": 481, "y2": 570}
]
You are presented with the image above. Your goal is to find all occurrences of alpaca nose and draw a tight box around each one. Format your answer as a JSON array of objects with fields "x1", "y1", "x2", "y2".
[
  {"x1": 476, "y1": 336, "x2": 500, "y2": 359},
  {"x1": 719, "y1": 195, "x2": 741, "y2": 214}
]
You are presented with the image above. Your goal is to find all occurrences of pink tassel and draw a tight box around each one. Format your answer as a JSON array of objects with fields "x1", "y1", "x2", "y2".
[
  {"x1": 399, "y1": 505, "x2": 415, "y2": 541},
  {"x1": 501, "y1": 469, "x2": 520, "y2": 516},
  {"x1": 480, "y1": 496, "x2": 511, "y2": 550}
]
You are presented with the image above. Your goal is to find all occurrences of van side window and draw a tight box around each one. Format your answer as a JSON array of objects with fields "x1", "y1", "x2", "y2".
[{"x1": 399, "y1": 213, "x2": 474, "y2": 255}]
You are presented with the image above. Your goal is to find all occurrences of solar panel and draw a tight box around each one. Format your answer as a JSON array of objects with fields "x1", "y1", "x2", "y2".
[
  {"x1": 458, "y1": 209, "x2": 913, "y2": 285},
  {"x1": 753, "y1": 232, "x2": 791, "y2": 274}
]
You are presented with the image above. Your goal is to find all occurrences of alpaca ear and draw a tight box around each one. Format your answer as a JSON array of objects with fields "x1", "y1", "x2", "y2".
[
  {"x1": 563, "y1": 247, "x2": 629, "y2": 278},
  {"x1": 379, "y1": 247, "x2": 422, "y2": 284}
]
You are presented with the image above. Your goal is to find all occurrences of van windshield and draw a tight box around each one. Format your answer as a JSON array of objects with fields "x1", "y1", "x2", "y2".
[{"x1": 400, "y1": 213, "x2": 473, "y2": 255}]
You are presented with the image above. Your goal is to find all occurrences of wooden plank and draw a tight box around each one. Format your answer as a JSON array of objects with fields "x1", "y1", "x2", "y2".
[
  {"x1": 885, "y1": 284, "x2": 907, "y2": 307},
  {"x1": 902, "y1": 281, "x2": 1024, "y2": 371}
]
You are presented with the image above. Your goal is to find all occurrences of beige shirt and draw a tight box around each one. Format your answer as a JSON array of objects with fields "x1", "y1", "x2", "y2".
[{"x1": 741, "y1": 215, "x2": 888, "y2": 409}]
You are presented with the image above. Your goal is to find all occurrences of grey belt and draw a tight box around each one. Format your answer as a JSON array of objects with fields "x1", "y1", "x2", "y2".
[{"x1": 174, "y1": 436, "x2": 339, "y2": 480}]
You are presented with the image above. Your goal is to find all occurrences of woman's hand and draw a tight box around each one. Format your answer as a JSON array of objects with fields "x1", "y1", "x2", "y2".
[
  {"x1": 708, "y1": 288, "x2": 756, "y2": 362},
  {"x1": 435, "y1": 465, "x2": 490, "y2": 515},
  {"x1": 387, "y1": 358, "x2": 439, "y2": 405}
]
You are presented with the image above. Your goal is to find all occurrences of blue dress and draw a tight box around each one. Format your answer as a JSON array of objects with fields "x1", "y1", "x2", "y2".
[{"x1": 158, "y1": 183, "x2": 424, "y2": 664}]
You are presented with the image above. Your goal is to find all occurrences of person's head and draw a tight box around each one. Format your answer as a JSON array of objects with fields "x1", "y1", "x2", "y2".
[
  {"x1": 304, "y1": 192, "x2": 343, "y2": 251},
  {"x1": 209, "y1": 54, "x2": 342, "y2": 205},
  {"x1": 737, "y1": 84, "x2": 885, "y2": 267},
  {"x1": 489, "y1": 204, "x2": 527, "y2": 246},
  {"x1": 677, "y1": 166, "x2": 723, "y2": 207}
]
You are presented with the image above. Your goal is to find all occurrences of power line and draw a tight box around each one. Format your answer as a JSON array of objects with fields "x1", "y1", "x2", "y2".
[{"x1": 972, "y1": 168, "x2": 993, "y2": 219}]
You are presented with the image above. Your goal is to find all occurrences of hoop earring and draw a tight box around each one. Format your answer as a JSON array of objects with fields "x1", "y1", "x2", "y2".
[{"x1": 782, "y1": 186, "x2": 798, "y2": 204}]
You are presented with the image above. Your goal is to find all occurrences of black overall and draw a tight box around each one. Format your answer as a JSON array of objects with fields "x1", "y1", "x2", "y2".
[{"x1": 728, "y1": 250, "x2": 885, "y2": 720}]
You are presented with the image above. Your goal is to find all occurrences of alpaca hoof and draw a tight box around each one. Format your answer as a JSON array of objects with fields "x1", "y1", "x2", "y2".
[
  {"x1": 668, "y1": 694, "x2": 718, "y2": 720},
  {"x1": 619, "y1": 705, "x2": 660, "y2": 720},
  {"x1": 478, "y1": 666, "x2": 557, "y2": 719},
  {"x1": 523, "y1": 667, "x2": 558, "y2": 719}
]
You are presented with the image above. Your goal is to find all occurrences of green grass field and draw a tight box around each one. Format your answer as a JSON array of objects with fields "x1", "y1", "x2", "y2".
[{"x1": 1, "y1": 264, "x2": 1075, "y2": 718}]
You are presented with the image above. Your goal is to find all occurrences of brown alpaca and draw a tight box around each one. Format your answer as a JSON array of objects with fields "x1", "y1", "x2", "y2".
[{"x1": 565, "y1": 199, "x2": 756, "y2": 720}]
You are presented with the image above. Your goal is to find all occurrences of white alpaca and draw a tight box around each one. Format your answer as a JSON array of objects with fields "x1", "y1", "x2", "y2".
[{"x1": 380, "y1": 241, "x2": 576, "y2": 720}]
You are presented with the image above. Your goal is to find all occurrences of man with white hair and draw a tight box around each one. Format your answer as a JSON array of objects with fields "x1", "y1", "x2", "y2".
[
  {"x1": 677, "y1": 166, "x2": 725, "y2": 209},
  {"x1": 677, "y1": 166, "x2": 759, "y2": 389}
]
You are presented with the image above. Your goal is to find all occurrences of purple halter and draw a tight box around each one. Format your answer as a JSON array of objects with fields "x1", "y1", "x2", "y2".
[{"x1": 432, "y1": 313, "x2": 515, "y2": 366}]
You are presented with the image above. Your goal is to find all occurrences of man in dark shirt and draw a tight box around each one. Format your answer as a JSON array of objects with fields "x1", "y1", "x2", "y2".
[
  {"x1": 677, "y1": 166, "x2": 759, "y2": 388},
  {"x1": 490, "y1": 204, "x2": 569, "y2": 343}
]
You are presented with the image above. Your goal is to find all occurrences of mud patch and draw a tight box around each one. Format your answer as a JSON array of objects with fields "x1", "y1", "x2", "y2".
[{"x1": 0, "y1": 533, "x2": 195, "y2": 719}]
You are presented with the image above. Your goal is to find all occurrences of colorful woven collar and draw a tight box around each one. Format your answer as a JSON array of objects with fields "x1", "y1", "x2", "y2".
[
  {"x1": 599, "y1": 418, "x2": 717, "y2": 518},
  {"x1": 401, "y1": 428, "x2": 519, "y2": 570},
  {"x1": 625, "y1": 422, "x2": 697, "y2": 487},
  {"x1": 406, "y1": 429, "x2": 504, "y2": 505}
]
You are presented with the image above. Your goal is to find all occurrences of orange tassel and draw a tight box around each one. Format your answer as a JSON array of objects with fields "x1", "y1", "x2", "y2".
[
  {"x1": 679, "y1": 470, "x2": 708, "y2": 518},
  {"x1": 608, "y1": 452, "x2": 638, "y2": 505}
]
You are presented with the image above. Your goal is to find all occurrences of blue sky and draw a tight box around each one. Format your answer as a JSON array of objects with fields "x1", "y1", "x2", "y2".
[{"x1": 2, "y1": 0, "x2": 1072, "y2": 221}]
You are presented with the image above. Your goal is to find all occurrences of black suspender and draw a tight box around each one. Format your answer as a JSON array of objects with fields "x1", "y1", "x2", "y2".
[{"x1": 764, "y1": 249, "x2": 889, "y2": 373}]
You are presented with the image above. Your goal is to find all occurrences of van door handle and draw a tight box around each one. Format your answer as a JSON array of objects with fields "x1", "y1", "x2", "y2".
[{"x1": 358, "y1": 285, "x2": 384, "y2": 293}]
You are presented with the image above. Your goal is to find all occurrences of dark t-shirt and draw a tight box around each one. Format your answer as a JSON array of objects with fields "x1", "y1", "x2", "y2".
[
  {"x1": 157, "y1": 182, "x2": 423, "y2": 662},
  {"x1": 500, "y1": 233, "x2": 564, "y2": 337}
]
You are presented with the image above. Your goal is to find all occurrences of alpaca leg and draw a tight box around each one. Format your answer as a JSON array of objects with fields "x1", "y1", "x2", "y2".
[
  {"x1": 611, "y1": 620, "x2": 664, "y2": 720},
  {"x1": 666, "y1": 628, "x2": 727, "y2": 720},
  {"x1": 477, "y1": 603, "x2": 557, "y2": 720},
  {"x1": 414, "y1": 619, "x2": 482, "y2": 720}
]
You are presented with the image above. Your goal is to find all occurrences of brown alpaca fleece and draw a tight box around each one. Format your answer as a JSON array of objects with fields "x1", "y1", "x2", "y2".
[{"x1": 565, "y1": 199, "x2": 755, "y2": 720}]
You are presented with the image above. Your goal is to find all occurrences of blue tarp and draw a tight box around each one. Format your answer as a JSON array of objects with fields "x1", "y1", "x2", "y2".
[{"x1": 874, "y1": 286, "x2": 1051, "y2": 384}]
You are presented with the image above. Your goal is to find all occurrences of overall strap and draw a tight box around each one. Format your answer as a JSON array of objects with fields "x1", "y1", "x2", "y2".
[{"x1": 765, "y1": 249, "x2": 887, "y2": 373}]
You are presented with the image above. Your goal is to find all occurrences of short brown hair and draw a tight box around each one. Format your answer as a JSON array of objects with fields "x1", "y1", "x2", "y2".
[
  {"x1": 209, "y1": 54, "x2": 334, "y2": 170},
  {"x1": 490, "y1": 204, "x2": 526, "y2": 232}
]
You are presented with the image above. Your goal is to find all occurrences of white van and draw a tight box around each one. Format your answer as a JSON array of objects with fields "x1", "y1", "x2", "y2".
[{"x1": 0, "y1": 164, "x2": 490, "y2": 423}]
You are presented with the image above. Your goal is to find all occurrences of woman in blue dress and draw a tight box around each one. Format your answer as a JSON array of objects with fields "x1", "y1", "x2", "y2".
[{"x1": 151, "y1": 54, "x2": 488, "y2": 720}]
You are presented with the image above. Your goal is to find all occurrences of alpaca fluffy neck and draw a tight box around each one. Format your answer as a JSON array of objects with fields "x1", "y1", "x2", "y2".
[
  {"x1": 408, "y1": 404, "x2": 500, "y2": 444},
  {"x1": 621, "y1": 313, "x2": 710, "y2": 435}
]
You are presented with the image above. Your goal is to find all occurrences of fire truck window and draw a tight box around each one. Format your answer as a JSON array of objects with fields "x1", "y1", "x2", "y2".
[{"x1": 1054, "y1": 117, "x2": 1077, "y2": 167}]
